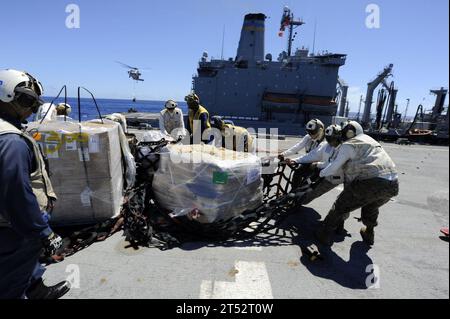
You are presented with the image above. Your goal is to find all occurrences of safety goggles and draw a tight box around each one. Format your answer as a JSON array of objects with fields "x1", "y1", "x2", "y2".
[{"x1": 14, "y1": 86, "x2": 44, "y2": 111}]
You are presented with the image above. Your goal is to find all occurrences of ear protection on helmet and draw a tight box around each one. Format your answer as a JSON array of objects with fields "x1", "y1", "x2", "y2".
[
  {"x1": 306, "y1": 119, "x2": 323, "y2": 135},
  {"x1": 325, "y1": 127, "x2": 332, "y2": 137},
  {"x1": 165, "y1": 100, "x2": 178, "y2": 109},
  {"x1": 325, "y1": 125, "x2": 342, "y2": 145},
  {"x1": 306, "y1": 119, "x2": 317, "y2": 132},
  {"x1": 342, "y1": 122, "x2": 357, "y2": 141},
  {"x1": 325, "y1": 125, "x2": 339, "y2": 137}
]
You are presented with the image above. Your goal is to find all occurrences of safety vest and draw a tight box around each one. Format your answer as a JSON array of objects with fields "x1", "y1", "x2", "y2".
[
  {"x1": 188, "y1": 105, "x2": 211, "y2": 132},
  {"x1": 222, "y1": 124, "x2": 254, "y2": 153},
  {"x1": 325, "y1": 145, "x2": 344, "y2": 185},
  {"x1": 343, "y1": 134, "x2": 397, "y2": 183},
  {"x1": 0, "y1": 118, "x2": 57, "y2": 227},
  {"x1": 305, "y1": 134, "x2": 325, "y2": 154},
  {"x1": 161, "y1": 108, "x2": 183, "y2": 135}
]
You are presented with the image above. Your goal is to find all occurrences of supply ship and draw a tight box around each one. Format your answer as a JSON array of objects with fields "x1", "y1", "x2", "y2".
[{"x1": 192, "y1": 7, "x2": 346, "y2": 135}]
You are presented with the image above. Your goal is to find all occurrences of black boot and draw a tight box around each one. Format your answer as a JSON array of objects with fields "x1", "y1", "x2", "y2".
[
  {"x1": 314, "y1": 226, "x2": 334, "y2": 246},
  {"x1": 26, "y1": 278, "x2": 71, "y2": 300},
  {"x1": 335, "y1": 221, "x2": 346, "y2": 235},
  {"x1": 360, "y1": 227, "x2": 375, "y2": 246}
]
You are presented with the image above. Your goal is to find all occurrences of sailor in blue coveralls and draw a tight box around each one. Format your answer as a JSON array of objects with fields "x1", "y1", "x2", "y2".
[{"x1": 0, "y1": 69, "x2": 70, "y2": 299}]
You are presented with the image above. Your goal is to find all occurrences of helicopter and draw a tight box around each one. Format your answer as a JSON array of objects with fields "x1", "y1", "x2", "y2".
[{"x1": 116, "y1": 61, "x2": 149, "y2": 81}]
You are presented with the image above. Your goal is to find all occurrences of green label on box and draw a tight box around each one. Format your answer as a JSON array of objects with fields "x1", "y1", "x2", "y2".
[{"x1": 213, "y1": 172, "x2": 229, "y2": 185}]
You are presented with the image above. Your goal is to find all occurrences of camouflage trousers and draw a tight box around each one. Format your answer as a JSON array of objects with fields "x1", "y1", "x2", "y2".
[{"x1": 323, "y1": 178, "x2": 399, "y2": 230}]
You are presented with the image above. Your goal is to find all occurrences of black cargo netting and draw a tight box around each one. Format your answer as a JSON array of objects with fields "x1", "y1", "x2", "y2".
[
  {"x1": 119, "y1": 139, "x2": 314, "y2": 250},
  {"x1": 48, "y1": 139, "x2": 317, "y2": 261}
]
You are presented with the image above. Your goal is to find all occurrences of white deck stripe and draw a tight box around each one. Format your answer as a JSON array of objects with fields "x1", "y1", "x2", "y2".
[
  {"x1": 234, "y1": 246, "x2": 263, "y2": 251},
  {"x1": 200, "y1": 261, "x2": 273, "y2": 299}
]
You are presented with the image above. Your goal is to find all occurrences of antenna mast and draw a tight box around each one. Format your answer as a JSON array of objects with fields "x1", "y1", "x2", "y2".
[
  {"x1": 279, "y1": 6, "x2": 305, "y2": 57},
  {"x1": 312, "y1": 19, "x2": 317, "y2": 55},
  {"x1": 221, "y1": 25, "x2": 225, "y2": 60}
]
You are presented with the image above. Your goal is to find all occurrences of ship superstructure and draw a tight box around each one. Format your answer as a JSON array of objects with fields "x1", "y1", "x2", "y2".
[{"x1": 192, "y1": 8, "x2": 346, "y2": 134}]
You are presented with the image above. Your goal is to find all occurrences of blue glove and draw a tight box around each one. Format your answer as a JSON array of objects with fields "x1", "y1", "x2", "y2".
[{"x1": 42, "y1": 211, "x2": 51, "y2": 224}]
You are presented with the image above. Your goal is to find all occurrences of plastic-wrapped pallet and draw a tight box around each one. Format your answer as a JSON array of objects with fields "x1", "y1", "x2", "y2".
[
  {"x1": 152, "y1": 144, "x2": 263, "y2": 224},
  {"x1": 26, "y1": 120, "x2": 126, "y2": 226}
]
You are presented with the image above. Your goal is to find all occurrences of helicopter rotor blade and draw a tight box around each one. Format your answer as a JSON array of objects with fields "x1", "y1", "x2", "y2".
[{"x1": 115, "y1": 61, "x2": 138, "y2": 70}]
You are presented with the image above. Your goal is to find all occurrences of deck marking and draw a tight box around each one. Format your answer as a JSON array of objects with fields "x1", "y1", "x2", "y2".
[
  {"x1": 234, "y1": 246, "x2": 263, "y2": 251},
  {"x1": 199, "y1": 261, "x2": 273, "y2": 299}
]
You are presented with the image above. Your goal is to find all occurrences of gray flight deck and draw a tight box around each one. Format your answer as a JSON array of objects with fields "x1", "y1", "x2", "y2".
[{"x1": 44, "y1": 138, "x2": 449, "y2": 299}]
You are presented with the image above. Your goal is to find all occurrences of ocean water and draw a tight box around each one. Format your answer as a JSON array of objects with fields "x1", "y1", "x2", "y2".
[
  {"x1": 38, "y1": 97, "x2": 411, "y2": 123},
  {"x1": 41, "y1": 97, "x2": 188, "y2": 121}
]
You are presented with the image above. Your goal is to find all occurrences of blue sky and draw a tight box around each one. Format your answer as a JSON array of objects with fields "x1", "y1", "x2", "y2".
[{"x1": 1, "y1": 0, "x2": 448, "y2": 116}]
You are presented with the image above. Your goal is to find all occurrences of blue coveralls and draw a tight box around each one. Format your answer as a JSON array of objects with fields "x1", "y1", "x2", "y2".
[{"x1": 0, "y1": 114, "x2": 53, "y2": 299}]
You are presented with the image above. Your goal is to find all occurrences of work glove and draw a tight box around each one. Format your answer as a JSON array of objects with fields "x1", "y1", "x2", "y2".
[
  {"x1": 41, "y1": 211, "x2": 51, "y2": 224},
  {"x1": 42, "y1": 232, "x2": 63, "y2": 257},
  {"x1": 278, "y1": 154, "x2": 285, "y2": 162},
  {"x1": 285, "y1": 158, "x2": 299, "y2": 168}
]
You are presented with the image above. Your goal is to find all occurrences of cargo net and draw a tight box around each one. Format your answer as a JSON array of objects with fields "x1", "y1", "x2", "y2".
[
  {"x1": 48, "y1": 139, "x2": 310, "y2": 260},
  {"x1": 119, "y1": 139, "x2": 308, "y2": 251}
]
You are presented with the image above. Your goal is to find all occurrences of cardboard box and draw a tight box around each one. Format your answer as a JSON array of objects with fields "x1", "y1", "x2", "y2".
[{"x1": 27, "y1": 121, "x2": 124, "y2": 226}]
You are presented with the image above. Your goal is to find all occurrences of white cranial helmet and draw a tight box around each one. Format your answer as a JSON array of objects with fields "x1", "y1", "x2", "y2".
[
  {"x1": 165, "y1": 100, "x2": 178, "y2": 110},
  {"x1": 342, "y1": 121, "x2": 364, "y2": 141},
  {"x1": 0, "y1": 69, "x2": 44, "y2": 111}
]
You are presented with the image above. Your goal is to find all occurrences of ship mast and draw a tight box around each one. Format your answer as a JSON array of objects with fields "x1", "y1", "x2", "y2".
[{"x1": 279, "y1": 6, "x2": 305, "y2": 56}]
